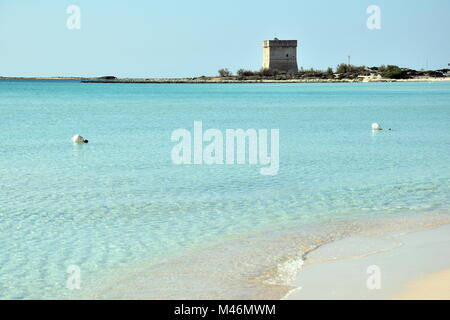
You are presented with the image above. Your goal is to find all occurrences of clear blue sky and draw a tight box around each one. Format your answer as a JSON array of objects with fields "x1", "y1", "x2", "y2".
[{"x1": 1, "y1": 0, "x2": 449, "y2": 77}]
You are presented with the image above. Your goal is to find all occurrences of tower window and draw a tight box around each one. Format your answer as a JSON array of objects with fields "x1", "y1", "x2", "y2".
[{"x1": 286, "y1": 54, "x2": 289, "y2": 57}]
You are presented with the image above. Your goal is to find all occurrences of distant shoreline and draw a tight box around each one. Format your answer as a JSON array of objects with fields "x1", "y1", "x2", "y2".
[
  {"x1": 2, "y1": 76, "x2": 450, "y2": 84},
  {"x1": 0, "y1": 76, "x2": 84, "y2": 81},
  {"x1": 80, "y1": 77, "x2": 450, "y2": 84}
]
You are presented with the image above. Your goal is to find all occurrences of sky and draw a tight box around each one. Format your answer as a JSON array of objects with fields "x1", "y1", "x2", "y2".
[{"x1": 0, "y1": 0, "x2": 449, "y2": 78}]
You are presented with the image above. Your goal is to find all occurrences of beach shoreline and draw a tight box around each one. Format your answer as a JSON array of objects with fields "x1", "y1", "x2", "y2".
[
  {"x1": 397, "y1": 269, "x2": 450, "y2": 300},
  {"x1": 78, "y1": 213, "x2": 450, "y2": 300},
  {"x1": 285, "y1": 223, "x2": 450, "y2": 300},
  {"x1": 2, "y1": 76, "x2": 450, "y2": 84}
]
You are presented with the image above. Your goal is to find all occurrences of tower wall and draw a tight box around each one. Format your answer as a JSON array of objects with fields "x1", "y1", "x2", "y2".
[{"x1": 262, "y1": 39, "x2": 298, "y2": 72}]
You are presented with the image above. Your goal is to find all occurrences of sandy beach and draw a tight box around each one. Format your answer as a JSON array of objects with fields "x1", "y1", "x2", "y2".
[
  {"x1": 285, "y1": 223, "x2": 450, "y2": 300},
  {"x1": 397, "y1": 269, "x2": 450, "y2": 300}
]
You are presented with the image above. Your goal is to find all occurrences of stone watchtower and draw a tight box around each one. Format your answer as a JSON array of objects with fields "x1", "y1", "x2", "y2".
[{"x1": 262, "y1": 38, "x2": 298, "y2": 72}]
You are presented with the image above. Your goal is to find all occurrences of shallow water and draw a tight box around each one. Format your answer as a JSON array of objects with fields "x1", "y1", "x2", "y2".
[{"x1": 0, "y1": 80, "x2": 449, "y2": 299}]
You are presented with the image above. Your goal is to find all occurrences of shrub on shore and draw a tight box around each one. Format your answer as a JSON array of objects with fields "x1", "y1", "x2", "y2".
[
  {"x1": 218, "y1": 68, "x2": 232, "y2": 77},
  {"x1": 259, "y1": 68, "x2": 278, "y2": 77},
  {"x1": 336, "y1": 64, "x2": 367, "y2": 75},
  {"x1": 212, "y1": 64, "x2": 446, "y2": 81},
  {"x1": 379, "y1": 65, "x2": 410, "y2": 79},
  {"x1": 237, "y1": 69, "x2": 256, "y2": 77}
]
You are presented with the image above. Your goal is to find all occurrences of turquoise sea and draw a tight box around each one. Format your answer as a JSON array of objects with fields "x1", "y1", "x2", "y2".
[{"x1": 0, "y1": 80, "x2": 449, "y2": 299}]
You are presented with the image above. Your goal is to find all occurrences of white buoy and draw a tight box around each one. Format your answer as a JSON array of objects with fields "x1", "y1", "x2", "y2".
[
  {"x1": 371, "y1": 123, "x2": 382, "y2": 131},
  {"x1": 72, "y1": 134, "x2": 88, "y2": 144}
]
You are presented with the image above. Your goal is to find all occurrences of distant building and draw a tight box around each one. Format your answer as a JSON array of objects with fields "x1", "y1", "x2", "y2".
[{"x1": 262, "y1": 38, "x2": 298, "y2": 72}]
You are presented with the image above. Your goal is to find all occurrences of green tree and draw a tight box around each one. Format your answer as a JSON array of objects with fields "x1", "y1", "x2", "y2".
[
  {"x1": 380, "y1": 65, "x2": 409, "y2": 79},
  {"x1": 237, "y1": 69, "x2": 255, "y2": 77},
  {"x1": 218, "y1": 68, "x2": 232, "y2": 77},
  {"x1": 336, "y1": 63, "x2": 349, "y2": 74}
]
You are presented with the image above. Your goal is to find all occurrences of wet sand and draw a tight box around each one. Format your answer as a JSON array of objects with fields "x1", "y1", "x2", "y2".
[
  {"x1": 397, "y1": 269, "x2": 450, "y2": 300},
  {"x1": 285, "y1": 223, "x2": 450, "y2": 300}
]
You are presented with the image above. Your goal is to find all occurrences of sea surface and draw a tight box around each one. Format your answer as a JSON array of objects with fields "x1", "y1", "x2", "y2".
[{"x1": 0, "y1": 79, "x2": 449, "y2": 299}]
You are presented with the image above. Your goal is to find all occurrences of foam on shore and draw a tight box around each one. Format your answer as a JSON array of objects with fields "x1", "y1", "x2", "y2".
[
  {"x1": 285, "y1": 222, "x2": 450, "y2": 300},
  {"x1": 80, "y1": 212, "x2": 450, "y2": 300}
]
